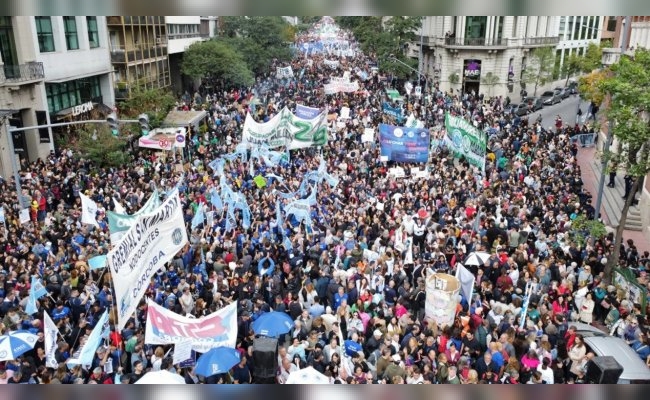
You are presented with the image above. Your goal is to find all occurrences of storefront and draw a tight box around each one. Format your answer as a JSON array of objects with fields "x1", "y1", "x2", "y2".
[{"x1": 462, "y1": 59, "x2": 482, "y2": 95}]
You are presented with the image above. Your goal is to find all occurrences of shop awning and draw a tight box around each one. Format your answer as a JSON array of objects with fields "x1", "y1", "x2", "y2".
[{"x1": 162, "y1": 110, "x2": 208, "y2": 128}]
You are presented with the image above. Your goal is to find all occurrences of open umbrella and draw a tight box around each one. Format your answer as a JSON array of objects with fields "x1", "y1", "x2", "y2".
[
  {"x1": 343, "y1": 340, "x2": 363, "y2": 357},
  {"x1": 464, "y1": 251, "x2": 492, "y2": 266},
  {"x1": 0, "y1": 330, "x2": 39, "y2": 361},
  {"x1": 195, "y1": 347, "x2": 240, "y2": 377},
  {"x1": 285, "y1": 366, "x2": 330, "y2": 384},
  {"x1": 135, "y1": 370, "x2": 186, "y2": 385},
  {"x1": 252, "y1": 311, "x2": 294, "y2": 337}
]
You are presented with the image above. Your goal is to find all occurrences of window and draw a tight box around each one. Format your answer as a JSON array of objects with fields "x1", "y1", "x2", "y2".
[
  {"x1": 573, "y1": 16, "x2": 581, "y2": 40},
  {"x1": 87, "y1": 16, "x2": 99, "y2": 48},
  {"x1": 607, "y1": 17, "x2": 617, "y2": 32},
  {"x1": 35, "y1": 16, "x2": 55, "y2": 52},
  {"x1": 64, "y1": 16, "x2": 79, "y2": 50},
  {"x1": 465, "y1": 17, "x2": 487, "y2": 39},
  {"x1": 46, "y1": 76, "x2": 101, "y2": 114},
  {"x1": 0, "y1": 17, "x2": 18, "y2": 78},
  {"x1": 566, "y1": 16, "x2": 574, "y2": 40}
]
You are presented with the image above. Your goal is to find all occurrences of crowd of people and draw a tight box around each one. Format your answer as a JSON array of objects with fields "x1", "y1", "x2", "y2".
[{"x1": 0, "y1": 17, "x2": 648, "y2": 385}]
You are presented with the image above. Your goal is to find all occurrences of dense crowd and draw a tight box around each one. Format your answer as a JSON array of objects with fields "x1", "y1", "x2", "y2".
[{"x1": 0, "y1": 17, "x2": 649, "y2": 385}]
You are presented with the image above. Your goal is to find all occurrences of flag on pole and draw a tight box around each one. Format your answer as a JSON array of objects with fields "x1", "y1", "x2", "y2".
[
  {"x1": 43, "y1": 312, "x2": 59, "y2": 369},
  {"x1": 112, "y1": 198, "x2": 126, "y2": 214},
  {"x1": 25, "y1": 276, "x2": 48, "y2": 315},
  {"x1": 66, "y1": 310, "x2": 110, "y2": 367},
  {"x1": 79, "y1": 193, "x2": 99, "y2": 227},
  {"x1": 191, "y1": 204, "x2": 205, "y2": 230},
  {"x1": 455, "y1": 263, "x2": 475, "y2": 303}
]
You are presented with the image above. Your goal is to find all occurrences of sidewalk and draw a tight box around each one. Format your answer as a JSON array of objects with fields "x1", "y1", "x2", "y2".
[{"x1": 575, "y1": 146, "x2": 650, "y2": 253}]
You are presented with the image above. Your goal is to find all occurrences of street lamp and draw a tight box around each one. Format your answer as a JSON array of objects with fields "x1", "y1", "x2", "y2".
[{"x1": 388, "y1": 54, "x2": 429, "y2": 113}]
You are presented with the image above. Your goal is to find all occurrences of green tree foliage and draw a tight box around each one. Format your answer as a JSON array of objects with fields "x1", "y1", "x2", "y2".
[
  {"x1": 581, "y1": 42, "x2": 604, "y2": 72},
  {"x1": 117, "y1": 87, "x2": 176, "y2": 130},
  {"x1": 334, "y1": 16, "x2": 422, "y2": 79},
  {"x1": 219, "y1": 16, "x2": 294, "y2": 76},
  {"x1": 481, "y1": 72, "x2": 500, "y2": 96},
  {"x1": 521, "y1": 47, "x2": 556, "y2": 96},
  {"x1": 68, "y1": 125, "x2": 132, "y2": 168},
  {"x1": 568, "y1": 215, "x2": 607, "y2": 248},
  {"x1": 181, "y1": 40, "x2": 255, "y2": 87},
  {"x1": 596, "y1": 49, "x2": 650, "y2": 280}
]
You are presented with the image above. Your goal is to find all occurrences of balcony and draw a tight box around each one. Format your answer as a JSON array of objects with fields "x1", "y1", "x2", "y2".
[
  {"x1": 0, "y1": 62, "x2": 45, "y2": 85},
  {"x1": 427, "y1": 36, "x2": 508, "y2": 49},
  {"x1": 522, "y1": 36, "x2": 560, "y2": 47},
  {"x1": 110, "y1": 43, "x2": 168, "y2": 64}
]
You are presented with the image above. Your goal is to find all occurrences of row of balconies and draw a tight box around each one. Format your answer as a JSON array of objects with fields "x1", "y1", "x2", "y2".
[
  {"x1": 110, "y1": 43, "x2": 168, "y2": 63},
  {"x1": 422, "y1": 35, "x2": 560, "y2": 49},
  {"x1": 106, "y1": 16, "x2": 166, "y2": 26}
]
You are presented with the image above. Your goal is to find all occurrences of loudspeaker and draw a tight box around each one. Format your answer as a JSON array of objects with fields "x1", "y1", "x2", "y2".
[
  {"x1": 585, "y1": 356, "x2": 623, "y2": 384},
  {"x1": 252, "y1": 336, "x2": 279, "y2": 379}
]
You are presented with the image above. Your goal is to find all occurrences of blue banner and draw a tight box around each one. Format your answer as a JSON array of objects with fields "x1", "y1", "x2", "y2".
[
  {"x1": 295, "y1": 104, "x2": 321, "y2": 120},
  {"x1": 378, "y1": 124, "x2": 431, "y2": 163},
  {"x1": 382, "y1": 102, "x2": 404, "y2": 122}
]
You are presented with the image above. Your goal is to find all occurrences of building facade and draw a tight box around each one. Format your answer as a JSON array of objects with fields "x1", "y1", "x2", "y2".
[
  {"x1": 107, "y1": 16, "x2": 171, "y2": 101},
  {"x1": 166, "y1": 16, "x2": 206, "y2": 95},
  {"x1": 555, "y1": 16, "x2": 603, "y2": 76},
  {"x1": 0, "y1": 16, "x2": 115, "y2": 179},
  {"x1": 419, "y1": 16, "x2": 560, "y2": 98}
]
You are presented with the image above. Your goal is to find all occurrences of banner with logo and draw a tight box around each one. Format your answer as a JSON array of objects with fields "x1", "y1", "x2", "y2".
[
  {"x1": 444, "y1": 113, "x2": 487, "y2": 172},
  {"x1": 242, "y1": 107, "x2": 328, "y2": 150},
  {"x1": 145, "y1": 300, "x2": 238, "y2": 352},
  {"x1": 378, "y1": 123, "x2": 431, "y2": 163},
  {"x1": 295, "y1": 104, "x2": 321, "y2": 120},
  {"x1": 43, "y1": 312, "x2": 59, "y2": 369},
  {"x1": 108, "y1": 191, "x2": 188, "y2": 331},
  {"x1": 107, "y1": 190, "x2": 161, "y2": 244},
  {"x1": 276, "y1": 66, "x2": 294, "y2": 79},
  {"x1": 323, "y1": 80, "x2": 359, "y2": 95}
]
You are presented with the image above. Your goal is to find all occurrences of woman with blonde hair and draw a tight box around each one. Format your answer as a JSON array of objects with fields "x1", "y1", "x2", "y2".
[
  {"x1": 464, "y1": 369, "x2": 479, "y2": 384},
  {"x1": 150, "y1": 346, "x2": 165, "y2": 371}
]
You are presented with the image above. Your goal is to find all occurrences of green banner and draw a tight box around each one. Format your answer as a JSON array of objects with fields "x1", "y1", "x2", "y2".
[
  {"x1": 107, "y1": 190, "x2": 161, "y2": 239},
  {"x1": 444, "y1": 113, "x2": 487, "y2": 172},
  {"x1": 613, "y1": 267, "x2": 647, "y2": 315}
]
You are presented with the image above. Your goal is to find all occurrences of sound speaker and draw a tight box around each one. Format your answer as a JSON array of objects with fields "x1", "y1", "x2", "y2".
[
  {"x1": 252, "y1": 336, "x2": 279, "y2": 379},
  {"x1": 585, "y1": 356, "x2": 623, "y2": 384}
]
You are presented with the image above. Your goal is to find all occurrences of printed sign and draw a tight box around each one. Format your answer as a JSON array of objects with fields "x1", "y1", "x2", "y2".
[
  {"x1": 444, "y1": 113, "x2": 487, "y2": 171},
  {"x1": 378, "y1": 124, "x2": 431, "y2": 163}
]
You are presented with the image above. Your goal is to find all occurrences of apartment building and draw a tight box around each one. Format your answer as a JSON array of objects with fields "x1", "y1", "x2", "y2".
[
  {"x1": 555, "y1": 16, "x2": 603, "y2": 76},
  {"x1": 166, "y1": 16, "x2": 207, "y2": 95}
]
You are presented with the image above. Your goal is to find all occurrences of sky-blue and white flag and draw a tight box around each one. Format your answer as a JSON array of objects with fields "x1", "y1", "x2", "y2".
[
  {"x1": 275, "y1": 201, "x2": 283, "y2": 232},
  {"x1": 225, "y1": 208, "x2": 237, "y2": 233},
  {"x1": 25, "y1": 276, "x2": 49, "y2": 315},
  {"x1": 66, "y1": 310, "x2": 109, "y2": 368},
  {"x1": 210, "y1": 188, "x2": 223, "y2": 210},
  {"x1": 191, "y1": 204, "x2": 205, "y2": 230}
]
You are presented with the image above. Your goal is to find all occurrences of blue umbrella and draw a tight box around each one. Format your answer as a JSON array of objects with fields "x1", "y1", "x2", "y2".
[
  {"x1": 251, "y1": 311, "x2": 294, "y2": 337},
  {"x1": 344, "y1": 340, "x2": 363, "y2": 357},
  {"x1": 0, "y1": 330, "x2": 39, "y2": 361},
  {"x1": 195, "y1": 347, "x2": 241, "y2": 377}
]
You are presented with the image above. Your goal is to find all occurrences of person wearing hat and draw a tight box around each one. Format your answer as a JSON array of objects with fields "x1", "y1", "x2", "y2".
[{"x1": 383, "y1": 353, "x2": 407, "y2": 382}]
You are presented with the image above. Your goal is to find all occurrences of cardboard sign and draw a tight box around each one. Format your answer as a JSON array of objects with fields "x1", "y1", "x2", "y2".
[
  {"x1": 173, "y1": 340, "x2": 193, "y2": 366},
  {"x1": 253, "y1": 175, "x2": 267, "y2": 188},
  {"x1": 19, "y1": 209, "x2": 30, "y2": 225}
]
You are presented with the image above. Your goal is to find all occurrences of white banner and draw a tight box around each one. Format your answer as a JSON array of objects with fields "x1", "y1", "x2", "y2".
[
  {"x1": 455, "y1": 263, "x2": 475, "y2": 302},
  {"x1": 44, "y1": 312, "x2": 59, "y2": 369},
  {"x1": 108, "y1": 191, "x2": 188, "y2": 330},
  {"x1": 79, "y1": 193, "x2": 99, "y2": 227},
  {"x1": 276, "y1": 66, "x2": 294, "y2": 79},
  {"x1": 145, "y1": 300, "x2": 238, "y2": 352},
  {"x1": 323, "y1": 80, "x2": 359, "y2": 94},
  {"x1": 323, "y1": 59, "x2": 339, "y2": 69},
  {"x1": 361, "y1": 128, "x2": 375, "y2": 143},
  {"x1": 242, "y1": 107, "x2": 328, "y2": 150}
]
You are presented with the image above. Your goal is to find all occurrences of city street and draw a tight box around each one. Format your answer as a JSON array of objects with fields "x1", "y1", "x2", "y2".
[{"x1": 526, "y1": 94, "x2": 592, "y2": 129}]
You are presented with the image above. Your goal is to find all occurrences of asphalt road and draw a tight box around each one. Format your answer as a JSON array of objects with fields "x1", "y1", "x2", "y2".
[{"x1": 524, "y1": 95, "x2": 592, "y2": 130}]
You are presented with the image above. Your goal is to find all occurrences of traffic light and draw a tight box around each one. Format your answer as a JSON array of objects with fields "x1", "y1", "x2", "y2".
[
  {"x1": 107, "y1": 112, "x2": 119, "y2": 137},
  {"x1": 138, "y1": 113, "x2": 150, "y2": 136}
]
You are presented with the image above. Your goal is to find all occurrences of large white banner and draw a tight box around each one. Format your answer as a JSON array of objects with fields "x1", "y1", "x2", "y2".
[
  {"x1": 79, "y1": 193, "x2": 99, "y2": 227},
  {"x1": 108, "y1": 191, "x2": 188, "y2": 330},
  {"x1": 145, "y1": 300, "x2": 238, "y2": 352},
  {"x1": 242, "y1": 106, "x2": 329, "y2": 150},
  {"x1": 44, "y1": 312, "x2": 59, "y2": 369}
]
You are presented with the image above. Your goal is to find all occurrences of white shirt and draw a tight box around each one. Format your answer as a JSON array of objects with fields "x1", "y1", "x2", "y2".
[{"x1": 537, "y1": 365, "x2": 554, "y2": 384}]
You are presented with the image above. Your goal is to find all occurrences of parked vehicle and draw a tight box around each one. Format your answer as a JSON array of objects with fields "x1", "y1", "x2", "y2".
[
  {"x1": 541, "y1": 90, "x2": 561, "y2": 105},
  {"x1": 522, "y1": 96, "x2": 543, "y2": 112},
  {"x1": 573, "y1": 322, "x2": 650, "y2": 384},
  {"x1": 554, "y1": 87, "x2": 571, "y2": 99},
  {"x1": 503, "y1": 103, "x2": 518, "y2": 116},
  {"x1": 514, "y1": 103, "x2": 529, "y2": 116}
]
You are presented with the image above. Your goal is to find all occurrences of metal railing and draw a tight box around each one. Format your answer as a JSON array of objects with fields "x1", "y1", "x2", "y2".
[
  {"x1": 0, "y1": 62, "x2": 45, "y2": 83},
  {"x1": 168, "y1": 32, "x2": 203, "y2": 40},
  {"x1": 110, "y1": 43, "x2": 168, "y2": 63},
  {"x1": 523, "y1": 36, "x2": 560, "y2": 46},
  {"x1": 443, "y1": 37, "x2": 507, "y2": 47}
]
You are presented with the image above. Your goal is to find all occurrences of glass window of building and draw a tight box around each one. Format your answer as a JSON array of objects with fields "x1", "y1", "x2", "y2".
[
  {"x1": 64, "y1": 17, "x2": 79, "y2": 50},
  {"x1": 35, "y1": 16, "x2": 55, "y2": 52},
  {"x1": 87, "y1": 16, "x2": 100, "y2": 48},
  {"x1": 0, "y1": 17, "x2": 18, "y2": 76},
  {"x1": 46, "y1": 76, "x2": 102, "y2": 114},
  {"x1": 465, "y1": 17, "x2": 487, "y2": 39}
]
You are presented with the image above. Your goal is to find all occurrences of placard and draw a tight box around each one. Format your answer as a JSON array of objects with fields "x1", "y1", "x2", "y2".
[
  {"x1": 19, "y1": 209, "x2": 30, "y2": 225},
  {"x1": 173, "y1": 340, "x2": 193, "y2": 365}
]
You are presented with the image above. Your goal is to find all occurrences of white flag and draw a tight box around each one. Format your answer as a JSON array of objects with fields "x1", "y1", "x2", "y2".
[
  {"x1": 113, "y1": 197, "x2": 126, "y2": 214},
  {"x1": 79, "y1": 193, "x2": 99, "y2": 227},
  {"x1": 455, "y1": 263, "x2": 475, "y2": 302},
  {"x1": 44, "y1": 312, "x2": 59, "y2": 369}
]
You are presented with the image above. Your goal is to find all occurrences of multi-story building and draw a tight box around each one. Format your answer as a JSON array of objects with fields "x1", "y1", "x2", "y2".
[
  {"x1": 555, "y1": 16, "x2": 603, "y2": 76},
  {"x1": 107, "y1": 16, "x2": 171, "y2": 101},
  {"x1": 418, "y1": 16, "x2": 560, "y2": 98},
  {"x1": 166, "y1": 16, "x2": 207, "y2": 95},
  {"x1": 601, "y1": 16, "x2": 619, "y2": 45},
  {"x1": 0, "y1": 16, "x2": 114, "y2": 179}
]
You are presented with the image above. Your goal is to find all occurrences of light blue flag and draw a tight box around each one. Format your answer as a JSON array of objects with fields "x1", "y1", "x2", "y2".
[
  {"x1": 276, "y1": 190, "x2": 297, "y2": 200},
  {"x1": 0, "y1": 206, "x2": 5, "y2": 224},
  {"x1": 31, "y1": 275, "x2": 48, "y2": 299},
  {"x1": 307, "y1": 185, "x2": 318, "y2": 206},
  {"x1": 222, "y1": 152, "x2": 239, "y2": 162},
  {"x1": 275, "y1": 201, "x2": 283, "y2": 232},
  {"x1": 242, "y1": 206, "x2": 251, "y2": 230},
  {"x1": 265, "y1": 173, "x2": 284, "y2": 183},
  {"x1": 225, "y1": 208, "x2": 237, "y2": 233},
  {"x1": 88, "y1": 255, "x2": 107, "y2": 270},
  {"x1": 282, "y1": 236, "x2": 293, "y2": 251},
  {"x1": 67, "y1": 310, "x2": 109, "y2": 368},
  {"x1": 210, "y1": 188, "x2": 223, "y2": 210},
  {"x1": 191, "y1": 204, "x2": 205, "y2": 230},
  {"x1": 209, "y1": 158, "x2": 225, "y2": 176},
  {"x1": 285, "y1": 200, "x2": 313, "y2": 228},
  {"x1": 166, "y1": 175, "x2": 184, "y2": 197}
]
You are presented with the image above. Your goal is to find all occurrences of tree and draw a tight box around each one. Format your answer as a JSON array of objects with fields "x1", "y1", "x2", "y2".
[
  {"x1": 117, "y1": 87, "x2": 176, "y2": 130},
  {"x1": 560, "y1": 53, "x2": 584, "y2": 87},
  {"x1": 581, "y1": 42, "x2": 605, "y2": 72},
  {"x1": 521, "y1": 47, "x2": 556, "y2": 96},
  {"x1": 181, "y1": 40, "x2": 255, "y2": 87},
  {"x1": 594, "y1": 49, "x2": 650, "y2": 281},
  {"x1": 448, "y1": 72, "x2": 460, "y2": 92},
  {"x1": 481, "y1": 72, "x2": 500, "y2": 96},
  {"x1": 59, "y1": 124, "x2": 132, "y2": 168},
  {"x1": 578, "y1": 69, "x2": 608, "y2": 106},
  {"x1": 567, "y1": 215, "x2": 607, "y2": 249}
]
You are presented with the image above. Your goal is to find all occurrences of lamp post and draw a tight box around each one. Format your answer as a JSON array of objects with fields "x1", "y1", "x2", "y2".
[
  {"x1": 388, "y1": 54, "x2": 429, "y2": 115},
  {"x1": 594, "y1": 16, "x2": 631, "y2": 221}
]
